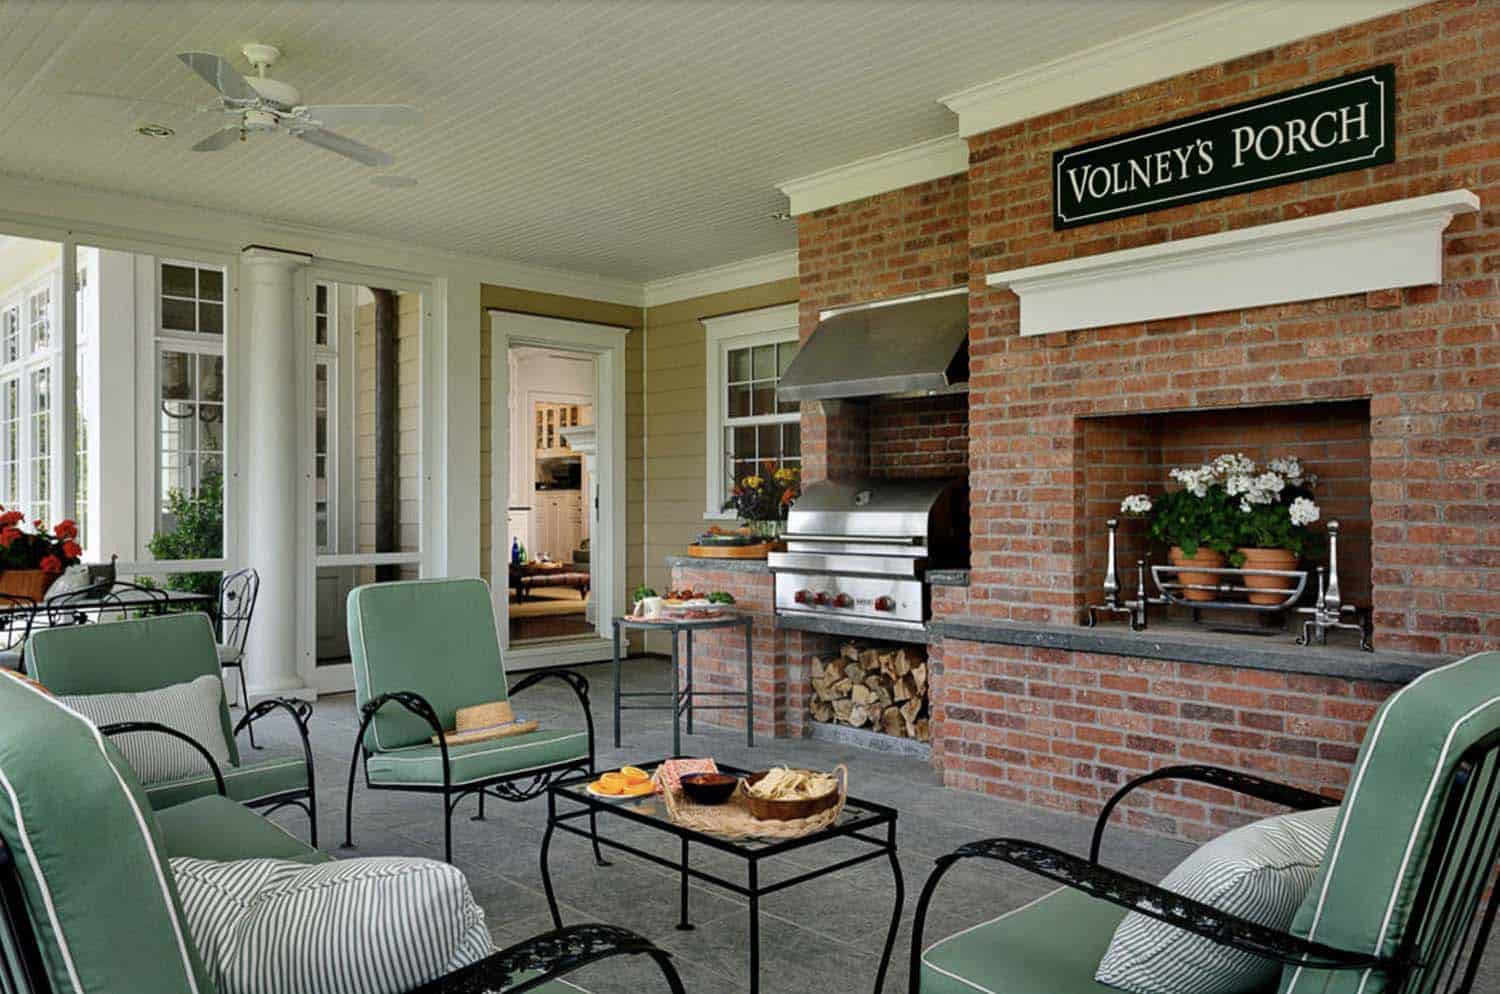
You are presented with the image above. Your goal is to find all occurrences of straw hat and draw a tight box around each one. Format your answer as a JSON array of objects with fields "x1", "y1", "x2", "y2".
[{"x1": 429, "y1": 700, "x2": 537, "y2": 746}]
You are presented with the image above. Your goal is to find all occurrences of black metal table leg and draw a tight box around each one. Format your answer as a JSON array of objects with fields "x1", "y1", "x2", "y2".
[
  {"x1": 670, "y1": 629, "x2": 681, "y2": 757},
  {"x1": 748, "y1": 860, "x2": 761, "y2": 994},
  {"x1": 872, "y1": 839, "x2": 904, "y2": 994},
  {"x1": 677, "y1": 836, "x2": 694, "y2": 931},
  {"x1": 744, "y1": 616, "x2": 754, "y2": 748},
  {"x1": 541, "y1": 794, "x2": 563, "y2": 930},
  {"x1": 612, "y1": 619, "x2": 623, "y2": 749},
  {"x1": 685, "y1": 628, "x2": 695, "y2": 736}
]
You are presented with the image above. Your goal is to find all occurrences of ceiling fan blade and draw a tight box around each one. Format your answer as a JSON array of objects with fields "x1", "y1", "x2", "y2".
[
  {"x1": 293, "y1": 127, "x2": 393, "y2": 167},
  {"x1": 62, "y1": 89, "x2": 206, "y2": 111},
  {"x1": 191, "y1": 127, "x2": 241, "y2": 152},
  {"x1": 296, "y1": 104, "x2": 421, "y2": 128},
  {"x1": 176, "y1": 52, "x2": 258, "y2": 102}
]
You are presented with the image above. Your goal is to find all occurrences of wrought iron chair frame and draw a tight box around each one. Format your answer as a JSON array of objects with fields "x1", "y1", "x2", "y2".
[
  {"x1": 216, "y1": 568, "x2": 260, "y2": 747},
  {"x1": 910, "y1": 753, "x2": 1500, "y2": 994},
  {"x1": 95, "y1": 695, "x2": 319, "y2": 846},
  {"x1": 342, "y1": 668, "x2": 606, "y2": 866},
  {"x1": 1, "y1": 841, "x2": 682, "y2": 994},
  {"x1": 0, "y1": 593, "x2": 36, "y2": 673}
]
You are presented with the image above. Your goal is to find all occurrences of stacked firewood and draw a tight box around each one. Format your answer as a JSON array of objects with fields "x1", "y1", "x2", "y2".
[{"x1": 808, "y1": 642, "x2": 930, "y2": 741}]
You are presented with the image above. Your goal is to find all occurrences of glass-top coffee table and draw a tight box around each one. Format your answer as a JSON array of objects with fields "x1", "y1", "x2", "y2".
[{"x1": 542, "y1": 760, "x2": 903, "y2": 994}]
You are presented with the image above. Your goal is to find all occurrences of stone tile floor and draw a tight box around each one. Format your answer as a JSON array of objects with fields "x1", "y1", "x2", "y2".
[{"x1": 248, "y1": 656, "x2": 1497, "y2": 994}]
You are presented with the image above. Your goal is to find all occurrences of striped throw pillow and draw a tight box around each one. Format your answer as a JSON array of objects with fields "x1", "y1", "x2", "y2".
[
  {"x1": 62, "y1": 674, "x2": 231, "y2": 783},
  {"x1": 171, "y1": 856, "x2": 493, "y2": 994},
  {"x1": 1096, "y1": 806, "x2": 1338, "y2": 994}
]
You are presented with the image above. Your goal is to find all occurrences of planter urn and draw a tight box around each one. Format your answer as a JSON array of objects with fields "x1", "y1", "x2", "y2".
[
  {"x1": 0, "y1": 569, "x2": 53, "y2": 603},
  {"x1": 1168, "y1": 546, "x2": 1225, "y2": 602},
  {"x1": 1238, "y1": 547, "x2": 1299, "y2": 605}
]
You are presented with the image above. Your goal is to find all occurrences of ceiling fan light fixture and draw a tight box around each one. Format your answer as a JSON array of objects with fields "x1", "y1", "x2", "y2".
[{"x1": 136, "y1": 123, "x2": 175, "y2": 138}]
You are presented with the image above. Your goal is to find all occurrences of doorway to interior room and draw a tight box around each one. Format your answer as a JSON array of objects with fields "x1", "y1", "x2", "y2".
[{"x1": 490, "y1": 310, "x2": 625, "y2": 670}]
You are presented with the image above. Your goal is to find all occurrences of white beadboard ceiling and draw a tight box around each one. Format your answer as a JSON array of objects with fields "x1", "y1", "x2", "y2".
[{"x1": 0, "y1": 0, "x2": 1231, "y2": 283}]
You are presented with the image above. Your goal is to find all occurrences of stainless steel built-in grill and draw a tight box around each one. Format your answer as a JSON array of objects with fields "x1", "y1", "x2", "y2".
[{"x1": 768, "y1": 478, "x2": 968, "y2": 634}]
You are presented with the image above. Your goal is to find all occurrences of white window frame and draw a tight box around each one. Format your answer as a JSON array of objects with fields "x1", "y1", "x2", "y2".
[
  {"x1": 151, "y1": 258, "x2": 228, "y2": 542},
  {"x1": 0, "y1": 271, "x2": 62, "y2": 526},
  {"x1": 702, "y1": 302, "x2": 799, "y2": 519},
  {"x1": 311, "y1": 280, "x2": 338, "y2": 555}
]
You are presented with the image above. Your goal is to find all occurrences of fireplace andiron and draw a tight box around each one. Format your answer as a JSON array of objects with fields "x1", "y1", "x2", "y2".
[{"x1": 1085, "y1": 519, "x2": 1372, "y2": 652}]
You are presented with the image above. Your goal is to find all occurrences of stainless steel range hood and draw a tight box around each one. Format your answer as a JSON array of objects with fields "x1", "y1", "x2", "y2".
[{"x1": 776, "y1": 291, "x2": 968, "y2": 402}]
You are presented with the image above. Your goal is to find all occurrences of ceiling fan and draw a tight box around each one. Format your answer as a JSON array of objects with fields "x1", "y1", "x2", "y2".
[{"x1": 69, "y1": 43, "x2": 419, "y2": 167}]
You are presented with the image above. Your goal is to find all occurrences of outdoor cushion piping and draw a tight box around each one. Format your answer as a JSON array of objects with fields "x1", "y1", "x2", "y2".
[
  {"x1": 352, "y1": 578, "x2": 506, "y2": 755},
  {"x1": 1285, "y1": 657, "x2": 1493, "y2": 994},
  {"x1": 368, "y1": 752, "x2": 590, "y2": 789},
  {"x1": 0, "y1": 767, "x2": 83, "y2": 994},
  {"x1": 2, "y1": 676, "x2": 202, "y2": 994},
  {"x1": 919, "y1": 887, "x2": 1069, "y2": 994},
  {"x1": 145, "y1": 757, "x2": 308, "y2": 805},
  {"x1": 376, "y1": 732, "x2": 588, "y2": 761},
  {"x1": 1360, "y1": 693, "x2": 1500, "y2": 994}
]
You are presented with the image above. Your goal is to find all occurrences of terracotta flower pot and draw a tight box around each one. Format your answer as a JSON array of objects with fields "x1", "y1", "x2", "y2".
[
  {"x1": 0, "y1": 569, "x2": 53, "y2": 603},
  {"x1": 1238, "y1": 547, "x2": 1299, "y2": 605},
  {"x1": 1168, "y1": 546, "x2": 1225, "y2": 602}
]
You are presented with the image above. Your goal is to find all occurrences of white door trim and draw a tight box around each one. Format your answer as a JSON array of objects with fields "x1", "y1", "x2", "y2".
[{"x1": 489, "y1": 310, "x2": 627, "y2": 670}]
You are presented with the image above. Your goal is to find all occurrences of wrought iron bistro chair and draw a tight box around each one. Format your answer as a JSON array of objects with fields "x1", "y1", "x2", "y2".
[
  {"x1": 343, "y1": 577, "x2": 606, "y2": 865},
  {"x1": 910, "y1": 649, "x2": 1500, "y2": 994},
  {"x1": 25, "y1": 612, "x2": 318, "y2": 846},
  {"x1": 0, "y1": 670, "x2": 685, "y2": 994},
  {"x1": 216, "y1": 567, "x2": 260, "y2": 746},
  {"x1": 0, "y1": 593, "x2": 35, "y2": 671}
]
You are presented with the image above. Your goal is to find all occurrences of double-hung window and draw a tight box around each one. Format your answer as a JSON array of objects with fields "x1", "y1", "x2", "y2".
[
  {"x1": 312, "y1": 282, "x2": 337, "y2": 553},
  {"x1": 156, "y1": 261, "x2": 225, "y2": 531},
  {"x1": 0, "y1": 279, "x2": 60, "y2": 525},
  {"x1": 703, "y1": 303, "x2": 800, "y2": 517}
]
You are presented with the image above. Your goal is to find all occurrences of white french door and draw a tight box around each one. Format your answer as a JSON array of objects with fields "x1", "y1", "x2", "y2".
[{"x1": 490, "y1": 311, "x2": 626, "y2": 670}]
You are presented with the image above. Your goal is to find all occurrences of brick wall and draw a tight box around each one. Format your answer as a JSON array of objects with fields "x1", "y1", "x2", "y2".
[
  {"x1": 668, "y1": 563, "x2": 835, "y2": 738},
  {"x1": 797, "y1": 172, "x2": 970, "y2": 484},
  {"x1": 931, "y1": 638, "x2": 1400, "y2": 840},
  {"x1": 963, "y1": 0, "x2": 1499, "y2": 656}
]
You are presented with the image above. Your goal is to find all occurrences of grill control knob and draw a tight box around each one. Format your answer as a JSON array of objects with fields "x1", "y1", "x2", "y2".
[
  {"x1": 813, "y1": 591, "x2": 830, "y2": 606},
  {"x1": 874, "y1": 595, "x2": 896, "y2": 612},
  {"x1": 833, "y1": 593, "x2": 853, "y2": 609},
  {"x1": 793, "y1": 589, "x2": 811, "y2": 604}
]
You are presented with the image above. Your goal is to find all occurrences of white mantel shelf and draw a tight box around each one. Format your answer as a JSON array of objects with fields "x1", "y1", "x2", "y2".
[{"x1": 986, "y1": 190, "x2": 1479, "y2": 337}]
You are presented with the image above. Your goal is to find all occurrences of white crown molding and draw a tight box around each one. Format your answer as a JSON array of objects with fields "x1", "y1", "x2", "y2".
[
  {"x1": 776, "y1": 135, "x2": 969, "y2": 216},
  {"x1": 0, "y1": 170, "x2": 646, "y2": 306},
  {"x1": 939, "y1": 0, "x2": 1426, "y2": 138},
  {"x1": 642, "y1": 248, "x2": 799, "y2": 308},
  {"x1": 986, "y1": 190, "x2": 1479, "y2": 337}
]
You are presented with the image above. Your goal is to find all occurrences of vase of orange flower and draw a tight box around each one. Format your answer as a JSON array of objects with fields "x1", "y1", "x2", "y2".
[
  {"x1": 0, "y1": 512, "x2": 83, "y2": 602},
  {"x1": 723, "y1": 464, "x2": 801, "y2": 540}
]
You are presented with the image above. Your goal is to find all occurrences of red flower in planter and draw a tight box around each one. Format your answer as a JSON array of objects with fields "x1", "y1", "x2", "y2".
[
  {"x1": 0, "y1": 510, "x2": 24, "y2": 527},
  {"x1": 53, "y1": 520, "x2": 77, "y2": 540},
  {"x1": 31, "y1": 520, "x2": 42, "y2": 530},
  {"x1": 39, "y1": 555, "x2": 62, "y2": 575},
  {"x1": 0, "y1": 528, "x2": 20, "y2": 549},
  {"x1": 61, "y1": 541, "x2": 81, "y2": 560}
]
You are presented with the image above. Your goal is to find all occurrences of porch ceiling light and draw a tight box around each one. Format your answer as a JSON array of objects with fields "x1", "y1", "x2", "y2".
[{"x1": 135, "y1": 124, "x2": 175, "y2": 138}]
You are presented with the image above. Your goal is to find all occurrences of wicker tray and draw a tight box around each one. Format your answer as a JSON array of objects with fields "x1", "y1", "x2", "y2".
[{"x1": 660, "y1": 765, "x2": 847, "y2": 840}]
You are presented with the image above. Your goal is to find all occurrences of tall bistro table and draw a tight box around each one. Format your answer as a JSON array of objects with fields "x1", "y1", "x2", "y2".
[
  {"x1": 612, "y1": 613, "x2": 754, "y2": 754},
  {"x1": 542, "y1": 760, "x2": 904, "y2": 994}
]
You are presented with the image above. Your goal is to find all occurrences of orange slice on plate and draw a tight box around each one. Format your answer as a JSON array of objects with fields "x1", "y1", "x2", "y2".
[
  {"x1": 592, "y1": 778, "x2": 624, "y2": 795},
  {"x1": 620, "y1": 780, "x2": 655, "y2": 797},
  {"x1": 620, "y1": 766, "x2": 650, "y2": 784},
  {"x1": 598, "y1": 772, "x2": 629, "y2": 791}
]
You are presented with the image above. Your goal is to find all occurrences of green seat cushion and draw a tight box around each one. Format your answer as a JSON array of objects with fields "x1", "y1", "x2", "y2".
[
  {"x1": 1284, "y1": 650, "x2": 1500, "y2": 994},
  {"x1": 0, "y1": 673, "x2": 213, "y2": 992},
  {"x1": 348, "y1": 578, "x2": 509, "y2": 751},
  {"x1": 157, "y1": 795, "x2": 329, "y2": 865},
  {"x1": 921, "y1": 887, "x2": 1130, "y2": 994},
  {"x1": 146, "y1": 754, "x2": 309, "y2": 810},
  {"x1": 366, "y1": 727, "x2": 590, "y2": 787}
]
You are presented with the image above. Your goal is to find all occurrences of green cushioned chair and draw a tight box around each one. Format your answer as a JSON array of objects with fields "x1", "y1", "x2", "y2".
[
  {"x1": 911, "y1": 650, "x2": 1500, "y2": 994},
  {"x1": 0, "y1": 671, "x2": 684, "y2": 994},
  {"x1": 25, "y1": 612, "x2": 318, "y2": 845},
  {"x1": 343, "y1": 578, "x2": 602, "y2": 864}
]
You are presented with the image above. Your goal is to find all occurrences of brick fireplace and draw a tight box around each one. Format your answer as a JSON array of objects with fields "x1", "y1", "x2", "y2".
[{"x1": 671, "y1": 0, "x2": 1495, "y2": 842}]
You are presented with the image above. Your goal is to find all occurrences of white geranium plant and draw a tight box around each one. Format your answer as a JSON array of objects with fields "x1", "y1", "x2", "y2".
[{"x1": 1120, "y1": 452, "x2": 1321, "y2": 564}]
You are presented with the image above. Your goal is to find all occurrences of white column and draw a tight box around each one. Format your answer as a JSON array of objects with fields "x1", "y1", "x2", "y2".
[{"x1": 240, "y1": 247, "x2": 312, "y2": 699}]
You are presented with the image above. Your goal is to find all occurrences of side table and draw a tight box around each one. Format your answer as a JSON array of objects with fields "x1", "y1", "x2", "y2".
[{"x1": 612, "y1": 613, "x2": 754, "y2": 754}]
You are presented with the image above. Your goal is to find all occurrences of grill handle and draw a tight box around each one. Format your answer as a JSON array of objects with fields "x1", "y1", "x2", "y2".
[{"x1": 780, "y1": 533, "x2": 922, "y2": 545}]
